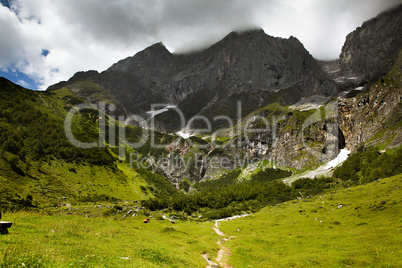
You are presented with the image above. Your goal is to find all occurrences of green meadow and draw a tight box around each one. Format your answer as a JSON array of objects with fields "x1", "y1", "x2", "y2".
[
  {"x1": 1, "y1": 174, "x2": 401, "y2": 267},
  {"x1": 0, "y1": 78, "x2": 401, "y2": 267},
  {"x1": 219, "y1": 174, "x2": 402, "y2": 267},
  {"x1": 0, "y1": 212, "x2": 219, "y2": 267}
]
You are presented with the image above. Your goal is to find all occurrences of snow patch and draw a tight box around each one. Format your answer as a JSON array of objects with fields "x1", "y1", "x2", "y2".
[
  {"x1": 289, "y1": 95, "x2": 331, "y2": 111},
  {"x1": 324, "y1": 149, "x2": 351, "y2": 170},
  {"x1": 327, "y1": 69, "x2": 340, "y2": 74},
  {"x1": 337, "y1": 85, "x2": 366, "y2": 99},
  {"x1": 283, "y1": 149, "x2": 351, "y2": 184},
  {"x1": 335, "y1": 76, "x2": 359, "y2": 83},
  {"x1": 146, "y1": 105, "x2": 176, "y2": 118},
  {"x1": 176, "y1": 131, "x2": 193, "y2": 139}
]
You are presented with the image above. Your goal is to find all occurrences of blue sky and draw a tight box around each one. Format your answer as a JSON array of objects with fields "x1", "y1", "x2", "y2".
[
  {"x1": 0, "y1": 0, "x2": 37, "y2": 89},
  {"x1": 0, "y1": 45, "x2": 47, "y2": 89},
  {"x1": 0, "y1": 68, "x2": 38, "y2": 89},
  {"x1": 0, "y1": 0, "x2": 400, "y2": 91},
  {"x1": 0, "y1": 0, "x2": 10, "y2": 8}
]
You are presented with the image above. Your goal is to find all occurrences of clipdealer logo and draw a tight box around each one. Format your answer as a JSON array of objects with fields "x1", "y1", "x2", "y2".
[{"x1": 64, "y1": 100, "x2": 340, "y2": 171}]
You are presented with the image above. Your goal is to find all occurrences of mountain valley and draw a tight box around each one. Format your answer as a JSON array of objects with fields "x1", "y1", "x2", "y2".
[{"x1": 0, "y1": 4, "x2": 401, "y2": 267}]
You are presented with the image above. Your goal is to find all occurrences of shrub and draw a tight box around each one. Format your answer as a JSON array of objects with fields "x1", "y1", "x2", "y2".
[{"x1": 179, "y1": 179, "x2": 191, "y2": 192}]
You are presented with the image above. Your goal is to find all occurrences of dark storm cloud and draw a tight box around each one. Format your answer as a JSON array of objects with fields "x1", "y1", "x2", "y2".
[{"x1": 49, "y1": 0, "x2": 266, "y2": 51}]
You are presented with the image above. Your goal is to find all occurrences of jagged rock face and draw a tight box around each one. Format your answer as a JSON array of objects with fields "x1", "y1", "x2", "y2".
[
  {"x1": 48, "y1": 29, "x2": 336, "y2": 129},
  {"x1": 339, "y1": 4, "x2": 402, "y2": 86},
  {"x1": 44, "y1": 7, "x2": 401, "y2": 185},
  {"x1": 162, "y1": 55, "x2": 401, "y2": 182},
  {"x1": 339, "y1": 50, "x2": 402, "y2": 151},
  {"x1": 167, "y1": 30, "x2": 330, "y2": 98},
  {"x1": 161, "y1": 49, "x2": 401, "y2": 182},
  {"x1": 152, "y1": 30, "x2": 337, "y2": 132},
  {"x1": 157, "y1": 104, "x2": 346, "y2": 183}
]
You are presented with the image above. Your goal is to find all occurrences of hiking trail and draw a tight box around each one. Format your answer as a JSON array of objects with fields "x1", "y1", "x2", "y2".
[{"x1": 203, "y1": 214, "x2": 250, "y2": 268}]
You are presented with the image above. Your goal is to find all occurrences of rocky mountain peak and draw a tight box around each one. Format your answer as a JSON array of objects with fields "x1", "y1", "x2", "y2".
[
  {"x1": 219, "y1": 28, "x2": 266, "y2": 42},
  {"x1": 48, "y1": 27, "x2": 337, "y2": 127},
  {"x1": 339, "y1": 3, "x2": 402, "y2": 85},
  {"x1": 108, "y1": 42, "x2": 173, "y2": 73}
]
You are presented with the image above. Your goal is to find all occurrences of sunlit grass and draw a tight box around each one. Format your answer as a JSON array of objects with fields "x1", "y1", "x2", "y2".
[
  {"x1": 219, "y1": 174, "x2": 402, "y2": 267},
  {"x1": 1, "y1": 175, "x2": 401, "y2": 267},
  {"x1": 0, "y1": 212, "x2": 219, "y2": 267}
]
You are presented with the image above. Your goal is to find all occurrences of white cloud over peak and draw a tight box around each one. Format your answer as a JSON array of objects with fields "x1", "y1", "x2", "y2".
[{"x1": 0, "y1": 0, "x2": 399, "y2": 90}]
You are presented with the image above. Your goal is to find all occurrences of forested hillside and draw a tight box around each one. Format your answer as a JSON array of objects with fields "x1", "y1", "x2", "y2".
[{"x1": 0, "y1": 78, "x2": 176, "y2": 209}]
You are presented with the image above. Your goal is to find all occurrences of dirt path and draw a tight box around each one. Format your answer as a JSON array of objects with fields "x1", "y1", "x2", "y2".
[
  {"x1": 213, "y1": 220, "x2": 233, "y2": 268},
  {"x1": 202, "y1": 253, "x2": 219, "y2": 267},
  {"x1": 204, "y1": 214, "x2": 250, "y2": 268}
]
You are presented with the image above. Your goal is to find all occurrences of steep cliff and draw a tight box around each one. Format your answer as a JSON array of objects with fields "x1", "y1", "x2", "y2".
[
  {"x1": 339, "y1": 50, "x2": 402, "y2": 151},
  {"x1": 156, "y1": 50, "x2": 402, "y2": 184},
  {"x1": 43, "y1": 6, "x2": 402, "y2": 185},
  {"x1": 158, "y1": 51, "x2": 401, "y2": 183},
  {"x1": 339, "y1": 4, "x2": 402, "y2": 86},
  {"x1": 48, "y1": 29, "x2": 337, "y2": 131}
]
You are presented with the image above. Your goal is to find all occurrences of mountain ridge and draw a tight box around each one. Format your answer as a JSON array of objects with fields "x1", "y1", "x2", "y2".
[
  {"x1": 48, "y1": 28, "x2": 337, "y2": 132},
  {"x1": 339, "y1": 3, "x2": 402, "y2": 85}
]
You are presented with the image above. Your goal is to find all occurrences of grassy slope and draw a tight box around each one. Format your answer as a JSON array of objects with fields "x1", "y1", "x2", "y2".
[
  {"x1": 1, "y1": 175, "x2": 400, "y2": 267},
  {"x1": 0, "y1": 153, "x2": 150, "y2": 207},
  {"x1": 0, "y1": 213, "x2": 219, "y2": 267},
  {"x1": 0, "y1": 79, "x2": 156, "y2": 208},
  {"x1": 219, "y1": 174, "x2": 402, "y2": 267}
]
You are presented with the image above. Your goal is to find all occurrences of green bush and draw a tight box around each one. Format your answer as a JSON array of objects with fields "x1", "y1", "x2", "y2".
[
  {"x1": 194, "y1": 169, "x2": 241, "y2": 191},
  {"x1": 179, "y1": 179, "x2": 191, "y2": 192},
  {"x1": 333, "y1": 146, "x2": 402, "y2": 184},
  {"x1": 250, "y1": 168, "x2": 292, "y2": 183}
]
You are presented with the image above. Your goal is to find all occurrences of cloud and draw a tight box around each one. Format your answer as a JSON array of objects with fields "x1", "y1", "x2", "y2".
[
  {"x1": 0, "y1": 0, "x2": 400, "y2": 90},
  {"x1": 17, "y1": 79, "x2": 29, "y2": 88}
]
